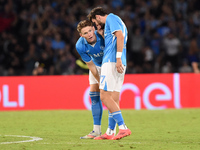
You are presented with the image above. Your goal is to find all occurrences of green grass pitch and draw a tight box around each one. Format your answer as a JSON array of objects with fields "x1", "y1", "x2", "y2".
[{"x1": 0, "y1": 109, "x2": 200, "y2": 150}]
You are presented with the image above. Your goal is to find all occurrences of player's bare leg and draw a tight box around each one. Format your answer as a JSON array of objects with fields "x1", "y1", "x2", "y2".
[
  {"x1": 94, "y1": 90, "x2": 118, "y2": 140},
  {"x1": 95, "y1": 92, "x2": 120, "y2": 140},
  {"x1": 94, "y1": 90, "x2": 131, "y2": 140},
  {"x1": 112, "y1": 91, "x2": 120, "y2": 106},
  {"x1": 111, "y1": 91, "x2": 131, "y2": 140}
]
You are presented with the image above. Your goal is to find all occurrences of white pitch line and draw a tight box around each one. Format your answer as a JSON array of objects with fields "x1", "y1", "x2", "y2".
[
  {"x1": 38, "y1": 142, "x2": 142, "y2": 145},
  {"x1": 0, "y1": 135, "x2": 43, "y2": 144}
]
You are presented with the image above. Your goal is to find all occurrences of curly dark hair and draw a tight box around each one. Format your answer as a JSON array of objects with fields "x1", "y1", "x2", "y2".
[{"x1": 87, "y1": 7, "x2": 108, "y2": 22}]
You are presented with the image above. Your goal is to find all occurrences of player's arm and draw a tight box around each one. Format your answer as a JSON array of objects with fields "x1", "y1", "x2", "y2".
[
  {"x1": 114, "y1": 30, "x2": 124, "y2": 74},
  {"x1": 86, "y1": 60, "x2": 100, "y2": 83}
]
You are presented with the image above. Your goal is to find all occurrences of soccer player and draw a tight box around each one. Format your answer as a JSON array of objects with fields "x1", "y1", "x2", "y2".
[
  {"x1": 88, "y1": 7, "x2": 131, "y2": 140},
  {"x1": 76, "y1": 20, "x2": 116, "y2": 139}
]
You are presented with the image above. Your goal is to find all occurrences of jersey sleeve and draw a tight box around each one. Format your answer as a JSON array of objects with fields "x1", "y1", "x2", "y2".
[
  {"x1": 107, "y1": 15, "x2": 122, "y2": 34},
  {"x1": 76, "y1": 43, "x2": 92, "y2": 63}
]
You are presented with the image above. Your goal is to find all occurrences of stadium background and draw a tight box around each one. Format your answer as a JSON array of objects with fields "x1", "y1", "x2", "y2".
[
  {"x1": 0, "y1": 0, "x2": 200, "y2": 76},
  {"x1": 0, "y1": 0, "x2": 200, "y2": 111}
]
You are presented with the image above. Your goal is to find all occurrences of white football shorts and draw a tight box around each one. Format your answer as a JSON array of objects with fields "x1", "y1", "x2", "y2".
[
  {"x1": 99, "y1": 62, "x2": 126, "y2": 92},
  {"x1": 89, "y1": 66, "x2": 101, "y2": 85}
]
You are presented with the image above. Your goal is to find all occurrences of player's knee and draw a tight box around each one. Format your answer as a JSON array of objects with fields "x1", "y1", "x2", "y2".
[
  {"x1": 100, "y1": 91, "x2": 105, "y2": 102},
  {"x1": 100, "y1": 90, "x2": 110, "y2": 103}
]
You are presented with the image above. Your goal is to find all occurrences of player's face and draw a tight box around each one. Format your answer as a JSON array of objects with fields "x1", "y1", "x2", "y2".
[
  {"x1": 92, "y1": 18, "x2": 104, "y2": 30},
  {"x1": 80, "y1": 26, "x2": 96, "y2": 44}
]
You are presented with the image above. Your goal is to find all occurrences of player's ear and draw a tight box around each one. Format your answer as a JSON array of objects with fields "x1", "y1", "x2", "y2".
[
  {"x1": 79, "y1": 33, "x2": 82, "y2": 37},
  {"x1": 95, "y1": 15, "x2": 100, "y2": 20}
]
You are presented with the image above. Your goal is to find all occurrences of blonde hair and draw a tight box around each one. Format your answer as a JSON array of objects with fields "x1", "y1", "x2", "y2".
[{"x1": 77, "y1": 20, "x2": 93, "y2": 33}]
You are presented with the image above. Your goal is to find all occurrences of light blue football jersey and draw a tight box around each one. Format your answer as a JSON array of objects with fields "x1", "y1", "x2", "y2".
[
  {"x1": 76, "y1": 31, "x2": 104, "y2": 67},
  {"x1": 103, "y1": 13, "x2": 127, "y2": 66}
]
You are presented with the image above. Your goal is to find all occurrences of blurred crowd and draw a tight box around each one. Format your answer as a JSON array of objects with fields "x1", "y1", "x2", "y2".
[{"x1": 0, "y1": 0, "x2": 200, "y2": 76}]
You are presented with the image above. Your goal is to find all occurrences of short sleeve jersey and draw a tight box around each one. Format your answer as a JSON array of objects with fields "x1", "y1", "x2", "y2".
[
  {"x1": 76, "y1": 31, "x2": 105, "y2": 67},
  {"x1": 103, "y1": 13, "x2": 128, "y2": 66}
]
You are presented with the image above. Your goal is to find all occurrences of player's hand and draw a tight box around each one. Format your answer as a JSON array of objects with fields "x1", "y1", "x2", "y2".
[
  {"x1": 194, "y1": 69, "x2": 200, "y2": 73},
  {"x1": 116, "y1": 58, "x2": 124, "y2": 74}
]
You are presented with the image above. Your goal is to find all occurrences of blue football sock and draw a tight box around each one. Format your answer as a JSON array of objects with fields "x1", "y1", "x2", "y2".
[
  {"x1": 108, "y1": 111, "x2": 116, "y2": 130},
  {"x1": 111, "y1": 111, "x2": 124, "y2": 126},
  {"x1": 90, "y1": 92, "x2": 103, "y2": 125}
]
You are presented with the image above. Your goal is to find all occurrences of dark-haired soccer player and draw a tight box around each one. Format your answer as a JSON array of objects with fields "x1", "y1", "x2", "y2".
[{"x1": 88, "y1": 7, "x2": 131, "y2": 140}]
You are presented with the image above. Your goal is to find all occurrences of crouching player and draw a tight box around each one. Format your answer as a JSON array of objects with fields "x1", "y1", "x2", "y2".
[{"x1": 76, "y1": 20, "x2": 116, "y2": 139}]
